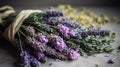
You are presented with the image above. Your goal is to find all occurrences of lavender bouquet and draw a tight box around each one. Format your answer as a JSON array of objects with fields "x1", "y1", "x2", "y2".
[{"x1": 0, "y1": 6, "x2": 115, "y2": 67}]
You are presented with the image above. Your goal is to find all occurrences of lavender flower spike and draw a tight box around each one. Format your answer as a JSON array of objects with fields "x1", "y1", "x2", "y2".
[
  {"x1": 26, "y1": 37, "x2": 45, "y2": 52},
  {"x1": 46, "y1": 9, "x2": 64, "y2": 17},
  {"x1": 68, "y1": 49, "x2": 80, "y2": 60},
  {"x1": 50, "y1": 35, "x2": 67, "y2": 52},
  {"x1": 20, "y1": 51, "x2": 31, "y2": 67},
  {"x1": 30, "y1": 55, "x2": 41, "y2": 67}
]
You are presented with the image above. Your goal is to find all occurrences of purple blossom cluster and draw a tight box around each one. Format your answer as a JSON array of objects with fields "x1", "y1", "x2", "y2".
[
  {"x1": 36, "y1": 33, "x2": 48, "y2": 45},
  {"x1": 25, "y1": 26, "x2": 80, "y2": 61},
  {"x1": 49, "y1": 35, "x2": 80, "y2": 60},
  {"x1": 49, "y1": 35, "x2": 67, "y2": 52},
  {"x1": 59, "y1": 25, "x2": 77, "y2": 37}
]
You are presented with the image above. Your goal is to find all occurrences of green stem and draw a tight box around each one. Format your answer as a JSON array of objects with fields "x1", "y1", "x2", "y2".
[
  {"x1": 33, "y1": 26, "x2": 48, "y2": 35},
  {"x1": 18, "y1": 30, "x2": 26, "y2": 39},
  {"x1": 17, "y1": 32, "x2": 24, "y2": 52}
]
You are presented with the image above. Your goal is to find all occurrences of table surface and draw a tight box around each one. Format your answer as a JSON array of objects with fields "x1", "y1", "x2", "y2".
[{"x1": 0, "y1": 7, "x2": 120, "y2": 67}]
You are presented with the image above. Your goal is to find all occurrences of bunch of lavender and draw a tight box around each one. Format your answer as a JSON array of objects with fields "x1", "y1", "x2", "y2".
[
  {"x1": 18, "y1": 10, "x2": 115, "y2": 57},
  {"x1": 0, "y1": 9, "x2": 115, "y2": 63}
]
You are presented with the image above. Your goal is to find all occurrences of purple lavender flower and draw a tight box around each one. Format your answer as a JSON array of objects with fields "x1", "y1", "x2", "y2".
[
  {"x1": 61, "y1": 18, "x2": 81, "y2": 29},
  {"x1": 20, "y1": 51, "x2": 31, "y2": 67},
  {"x1": 25, "y1": 26, "x2": 35, "y2": 36},
  {"x1": 59, "y1": 25, "x2": 70, "y2": 37},
  {"x1": 69, "y1": 29, "x2": 77, "y2": 37},
  {"x1": 87, "y1": 28, "x2": 110, "y2": 36},
  {"x1": 47, "y1": 17, "x2": 60, "y2": 25},
  {"x1": 30, "y1": 55, "x2": 41, "y2": 67},
  {"x1": 31, "y1": 58, "x2": 41, "y2": 67},
  {"x1": 50, "y1": 35, "x2": 67, "y2": 52},
  {"x1": 68, "y1": 49, "x2": 80, "y2": 60},
  {"x1": 36, "y1": 33, "x2": 48, "y2": 45},
  {"x1": 26, "y1": 37, "x2": 45, "y2": 52},
  {"x1": 20, "y1": 51, "x2": 41, "y2": 67},
  {"x1": 35, "y1": 52, "x2": 45, "y2": 60},
  {"x1": 46, "y1": 9, "x2": 64, "y2": 17}
]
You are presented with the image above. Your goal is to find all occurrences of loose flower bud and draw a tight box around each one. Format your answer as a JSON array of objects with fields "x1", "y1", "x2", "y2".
[{"x1": 68, "y1": 49, "x2": 80, "y2": 60}]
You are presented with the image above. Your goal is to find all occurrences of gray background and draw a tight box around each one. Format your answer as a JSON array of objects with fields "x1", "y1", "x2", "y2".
[{"x1": 0, "y1": 0, "x2": 120, "y2": 7}]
